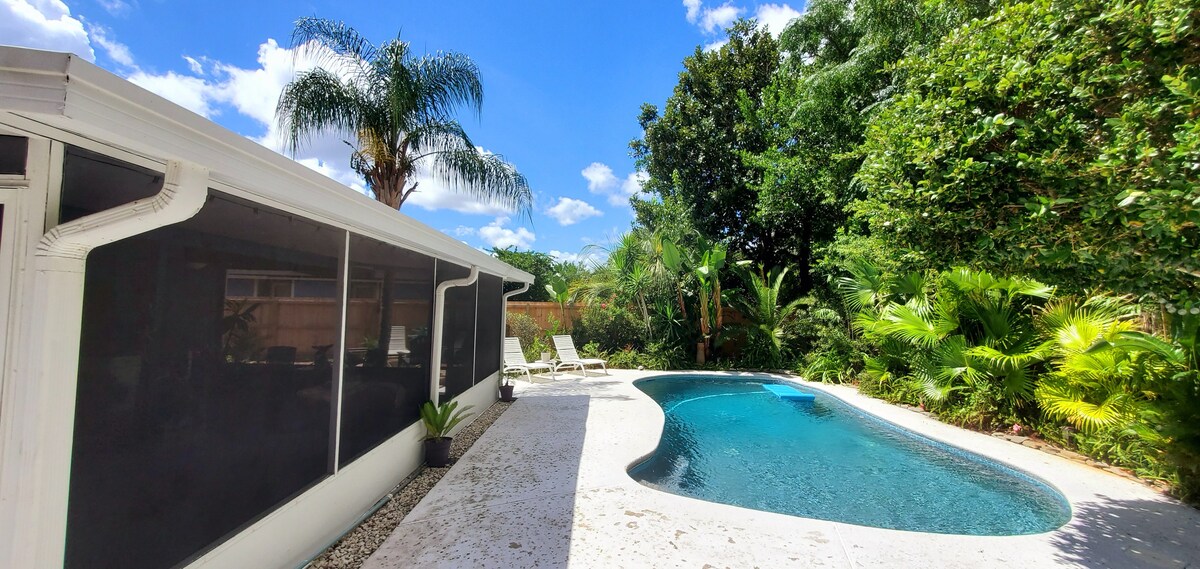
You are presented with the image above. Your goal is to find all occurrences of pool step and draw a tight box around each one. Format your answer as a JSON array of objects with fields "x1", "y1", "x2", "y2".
[{"x1": 762, "y1": 384, "x2": 816, "y2": 401}]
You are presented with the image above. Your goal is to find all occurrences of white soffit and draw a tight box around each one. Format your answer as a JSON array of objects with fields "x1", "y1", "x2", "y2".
[{"x1": 0, "y1": 46, "x2": 534, "y2": 284}]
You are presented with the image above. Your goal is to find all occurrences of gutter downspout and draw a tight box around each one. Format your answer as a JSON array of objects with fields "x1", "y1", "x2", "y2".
[
  {"x1": 429, "y1": 266, "x2": 478, "y2": 407},
  {"x1": 500, "y1": 282, "x2": 531, "y2": 370},
  {"x1": 499, "y1": 279, "x2": 532, "y2": 364},
  {"x1": 1, "y1": 160, "x2": 208, "y2": 569}
]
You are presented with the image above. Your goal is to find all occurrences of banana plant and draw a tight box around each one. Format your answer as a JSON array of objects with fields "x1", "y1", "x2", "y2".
[
  {"x1": 662, "y1": 236, "x2": 727, "y2": 359},
  {"x1": 545, "y1": 273, "x2": 570, "y2": 324}
]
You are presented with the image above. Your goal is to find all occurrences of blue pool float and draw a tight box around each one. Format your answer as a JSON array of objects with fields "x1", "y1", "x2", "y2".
[{"x1": 762, "y1": 383, "x2": 816, "y2": 401}]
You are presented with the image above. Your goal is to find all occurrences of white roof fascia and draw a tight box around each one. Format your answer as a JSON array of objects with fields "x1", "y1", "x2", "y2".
[{"x1": 0, "y1": 46, "x2": 534, "y2": 284}]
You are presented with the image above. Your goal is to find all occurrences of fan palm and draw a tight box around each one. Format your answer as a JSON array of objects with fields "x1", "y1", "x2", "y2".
[
  {"x1": 1034, "y1": 295, "x2": 1147, "y2": 431},
  {"x1": 277, "y1": 18, "x2": 532, "y2": 214}
]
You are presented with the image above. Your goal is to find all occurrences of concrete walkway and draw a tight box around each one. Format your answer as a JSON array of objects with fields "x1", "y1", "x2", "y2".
[{"x1": 363, "y1": 370, "x2": 1200, "y2": 568}]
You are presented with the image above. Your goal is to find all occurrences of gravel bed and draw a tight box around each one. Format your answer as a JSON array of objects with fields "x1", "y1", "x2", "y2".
[{"x1": 305, "y1": 401, "x2": 513, "y2": 569}]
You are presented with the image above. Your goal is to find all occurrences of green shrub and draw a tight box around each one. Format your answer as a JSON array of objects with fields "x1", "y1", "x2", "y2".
[
  {"x1": 506, "y1": 312, "x2": 541, "y2": 350},
  {"x1": 601, "y1": 342, "x2": 687, "y2": 370},
  {"x1": 574, "y1": 303, "x2": 645, "y2": 353}
]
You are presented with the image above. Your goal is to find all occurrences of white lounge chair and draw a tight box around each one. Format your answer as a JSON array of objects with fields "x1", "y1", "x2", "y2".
[
  {"x1": 552, "y1": 335, "x2": 607, "y2": 376},
  {"x1": 387, "y1": 325, "x2": 410, "y2": 365},
  {"x1": 503, "y1": 337, "x2": 555, "y2": 382},
  {"x1": 388, "y1": 325, "x2": 410, "y2": 355}
]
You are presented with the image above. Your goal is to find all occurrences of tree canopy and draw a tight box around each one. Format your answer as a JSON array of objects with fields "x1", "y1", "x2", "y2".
[{"x1": 854, "y1": 0, "x2": 1200, "y2": 302}]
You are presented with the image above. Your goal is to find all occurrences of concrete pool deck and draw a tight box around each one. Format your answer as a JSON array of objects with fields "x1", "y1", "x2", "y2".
[{"x1": 362, "y1": 370, "x2": 1200, "y2": 568}]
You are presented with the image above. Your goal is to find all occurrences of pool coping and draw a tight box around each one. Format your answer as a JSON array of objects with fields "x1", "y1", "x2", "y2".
[{"x1": 363, "y1": 369, "x2": 1200, "y2": 569}]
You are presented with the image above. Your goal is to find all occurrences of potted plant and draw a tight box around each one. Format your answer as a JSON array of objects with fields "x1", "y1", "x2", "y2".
[
  {"x1": 499, "y1": 369, "x2": 520, "y2": 402},
  {"x1": 418, "y1": 400, "x2": 474, "y2": 467}
]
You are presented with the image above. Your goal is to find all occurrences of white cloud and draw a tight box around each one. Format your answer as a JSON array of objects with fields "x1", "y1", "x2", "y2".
[
  {"x1": 756, "y1": 3, "x2": 802, "y2": 37},
  {"x1": 96, "y1": 0, "x2": 131, "y2": 16},
  {"x1": 549, "y1": 249, "x2": 600, "y2": 266},
  {"x1": 546, "y1": 197, "x2": 602, "y2": 226},
  {"x1": 703, "y1": 39, "x2": 729, "y2": 52},
  {"x1": 87, "y1": 23, "x2": 134, "y2": 67},
  {"x1": 127, "y1": 70, "x2": 218, "y2": 117},
  {"x1": 581, "y1": 162, "x2": 645, "y2": 206},
  {"x1": 621, "y1": 171, "x2": 647, "y2": 200},
  {"x1": 0, "y1": 0, "x2": 94, "y2": 60},
  {"x1": 700, "y1": 3, "x2": 742, "y2": 33},
  {"x1": 683, "y1": 2, "x2": 801, "y2": 38},
  {"x1": 581, "y1": 162, "x2": 618, "y2": 192},
  {"x1": 183, "y1": 55, "x2": 204, "y2": 75},
  {"x1": 477, "y1": 217, "x2": 535, "y2": 249}
]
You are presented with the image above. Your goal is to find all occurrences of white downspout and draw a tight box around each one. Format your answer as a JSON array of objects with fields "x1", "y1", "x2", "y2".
[
  {"x1": 0, "y1": 160, "x2": 208, "y2": 569},
  {"x1": 429, "y1": 265, "x2": 478, "y2": 407},
  {"x1": 500, "y1": 282, "x2": 531, "y2": 368}
]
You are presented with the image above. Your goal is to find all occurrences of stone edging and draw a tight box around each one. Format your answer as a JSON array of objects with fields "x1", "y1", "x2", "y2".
[
  {"x1": 305, "y1": 401, "x2": 513, "y2": 569},
  {"x1": 890, "y1": 402, "x2": 1174, "y2": 495}
]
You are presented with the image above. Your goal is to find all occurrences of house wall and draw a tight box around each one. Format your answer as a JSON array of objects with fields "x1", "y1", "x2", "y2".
[{"x1": 0, "y1": 125, "x2": 510, "y2": 569}]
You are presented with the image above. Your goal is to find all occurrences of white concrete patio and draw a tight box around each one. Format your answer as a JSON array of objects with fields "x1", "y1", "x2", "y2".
[{"x1": 363, "y1": 370, "x2": 1200, "y2": 568}]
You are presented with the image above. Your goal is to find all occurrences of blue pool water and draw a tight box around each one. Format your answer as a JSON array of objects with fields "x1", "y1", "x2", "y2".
[{"x1": 629, "y1": 375, "x2": 1072, "y2": 535}]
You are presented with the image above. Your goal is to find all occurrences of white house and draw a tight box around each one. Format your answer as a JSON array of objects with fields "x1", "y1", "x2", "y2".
[{"x1": 0, "y1": 46, "x2": 533, "y2": 569}]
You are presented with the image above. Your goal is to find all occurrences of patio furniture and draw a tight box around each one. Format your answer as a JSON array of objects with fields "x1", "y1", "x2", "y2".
[
  {"x1": 388, "y1": 325, "x2": 410, "y2": 363},
  {"x1": 551, "y1": 335, "x2": 607, "y2": 376},
  {"x1": 503, "y1": 337, "x2": 556, "y2": 382}
]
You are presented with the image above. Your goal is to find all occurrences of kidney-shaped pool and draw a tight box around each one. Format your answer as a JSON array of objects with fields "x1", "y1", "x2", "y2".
[{"x1": 629, "y1": 375, "x2": 1072, "y2": 535}]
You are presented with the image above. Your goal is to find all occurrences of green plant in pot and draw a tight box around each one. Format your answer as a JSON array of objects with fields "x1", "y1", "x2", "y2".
[
  {"x1": 419, "y1": 400, "x2": 474, "y2": 467},
  {"x1": 500, "y1": 369, "x2": 521, "y2": 402}
]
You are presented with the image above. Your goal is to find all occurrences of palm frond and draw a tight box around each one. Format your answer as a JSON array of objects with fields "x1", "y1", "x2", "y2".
[
  {"x1": 881, "y1": 303, "x2": 955, "y2": 348},
  {"x1": 410, "y1": 51, "x2": 485, "y2": 119},
  {"x1": 291, "y1": 17, "x2": 377, "y2": 74},
  {"x1": 276, "y1": 69, "x2": 368, "y2": 155},
  {"x1": 432, "y1": 148, "x2": 533, "y2": 219}
]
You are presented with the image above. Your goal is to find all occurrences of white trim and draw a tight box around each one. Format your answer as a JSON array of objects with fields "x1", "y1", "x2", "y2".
[
  {"x1": 330, "y1": 230, "x2": 351, "y2": 474},
  {"x1": 0, "y1": 136, "x2": 50, "y2": 569}
]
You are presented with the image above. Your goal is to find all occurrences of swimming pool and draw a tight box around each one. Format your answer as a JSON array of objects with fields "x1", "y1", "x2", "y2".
[{"x1": 629, "y1": 375, "x2": 1072, "y2": 535}]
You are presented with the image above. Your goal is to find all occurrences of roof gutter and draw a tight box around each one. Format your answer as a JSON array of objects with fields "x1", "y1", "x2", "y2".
[{"x1": 429, "y1": 266, "x2": 479, "y2": 407}]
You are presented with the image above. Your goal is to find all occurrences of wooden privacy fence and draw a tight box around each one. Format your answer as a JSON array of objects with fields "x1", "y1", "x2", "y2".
[
  {"x1": 506, "y1": 301, "x2": 583, "y2": 330},
  {"x1": 504, "y1": 301, "x2": 747, "y2": 337}
]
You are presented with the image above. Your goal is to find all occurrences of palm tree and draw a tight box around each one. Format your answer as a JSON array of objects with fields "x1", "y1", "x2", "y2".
[
  {"x1": 734, "y1": 266, "x2": 805, "y2": 368},
  {"x1": 276, "y1": 18, "x2": 532, "y2": 353},
  {"x1": 277, "y1": 18, "x2": 532, "y2": 213}
]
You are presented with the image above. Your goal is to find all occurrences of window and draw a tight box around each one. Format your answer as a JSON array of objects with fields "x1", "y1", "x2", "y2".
[
  {"x1": 474, "y1": 274, "x2": 503, "y2": 383},
  {"x1": 437, "y1": 261, "x2": 476, "y2": 401},
  {"x1": 59, "y1": 145, "x2": 162, "y2": 223},
  {"x1": 0, "y1": 135, "x2": 27, "y2": 175},
  {"x1": 67, "y1": 192, "x2": 345, "y2": 569},
  {"x1": 339, "y1": 235, "x2": 435, "y2": 466}
]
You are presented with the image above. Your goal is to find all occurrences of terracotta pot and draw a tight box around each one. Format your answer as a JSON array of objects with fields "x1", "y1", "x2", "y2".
[{"x1": 424, "y1": 437, "x2": 452, "y2": 467}]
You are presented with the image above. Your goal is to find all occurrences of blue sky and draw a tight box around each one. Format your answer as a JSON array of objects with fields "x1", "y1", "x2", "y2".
[{"x1": 3, "y1": 0, "x2": 803, "y2": 264}]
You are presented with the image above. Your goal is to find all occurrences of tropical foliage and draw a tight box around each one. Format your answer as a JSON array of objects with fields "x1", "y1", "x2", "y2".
[{"x1": 853, "y1": 0, "x2": 1200, "y2": 301}]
